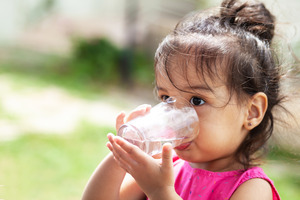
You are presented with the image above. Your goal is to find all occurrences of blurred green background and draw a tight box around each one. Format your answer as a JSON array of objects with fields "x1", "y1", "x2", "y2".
[{"x1": 0, "y1": 0, "x2": 299, "y2": 199}]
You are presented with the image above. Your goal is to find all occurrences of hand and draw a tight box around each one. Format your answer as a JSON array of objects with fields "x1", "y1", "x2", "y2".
[
  {"x1": 106, "y1": 134, "x2": 178, "y2": 200},
  {"x1": 115, "y1": 104, "x2": 151, "y2": 131}
]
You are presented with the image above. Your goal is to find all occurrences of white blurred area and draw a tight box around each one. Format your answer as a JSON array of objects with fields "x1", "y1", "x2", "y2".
[
  {"x1": 0, "y1": 73, "x2": 157, "y2": 140},
  {"x1": 0, "y1": 0, "x2": 204, "y2": 54},
  {"x1": 0, "y1": 0, "x2": 298, "y2": 55}
]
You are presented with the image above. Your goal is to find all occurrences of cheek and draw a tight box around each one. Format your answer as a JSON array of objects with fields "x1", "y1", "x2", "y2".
[
  {"x1": 193, "y1": 128, "x2": 241, "y2": 160},
  {"x1": 197, "y1": 104, "x2": 245, "y2": 128},
  {"x1": 195, "y1": 110, "x2": 245, "y2": 148},
  {"x1": 196, "y1": 123, "x2": 224, "y2": 145}
]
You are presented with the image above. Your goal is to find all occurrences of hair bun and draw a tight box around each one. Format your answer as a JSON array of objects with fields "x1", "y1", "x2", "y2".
[{"x1": 220, "y1": 0, "x2": 275, "y2": 43}]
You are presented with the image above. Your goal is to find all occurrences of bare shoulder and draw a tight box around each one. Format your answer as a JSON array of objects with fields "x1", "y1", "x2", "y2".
[{"x1": 230, "y1": 178, "x2": 273, "y2": 200}]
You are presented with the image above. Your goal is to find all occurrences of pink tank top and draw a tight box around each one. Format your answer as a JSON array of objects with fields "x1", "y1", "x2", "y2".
[{"x1": 173, "y1": 156, "x2": 280, "y2": 199}]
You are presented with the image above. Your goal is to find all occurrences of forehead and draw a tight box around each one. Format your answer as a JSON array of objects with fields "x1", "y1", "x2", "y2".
[
  {"x1": 154, "y1": 32, "x2": 237, "y2": 92},
  {"x1": 155, "y1": 55, "x2": 226, "y2": 91}
]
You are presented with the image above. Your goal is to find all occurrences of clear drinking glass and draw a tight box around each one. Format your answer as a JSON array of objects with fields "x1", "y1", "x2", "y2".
[{"x1": 117, "y1": 97, "x2": 199, "y2": 156}]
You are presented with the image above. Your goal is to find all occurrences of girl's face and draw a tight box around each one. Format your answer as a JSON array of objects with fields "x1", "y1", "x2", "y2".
[{"x1": 156, "y1": 64, "x2": 249, "y2": 171}]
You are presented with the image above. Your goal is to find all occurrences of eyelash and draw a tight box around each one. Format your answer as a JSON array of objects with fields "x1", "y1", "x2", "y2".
[
  {"x1": 160, "y1": 95, "x2": 170, "y2": 102},
  {"x1": 190, "y1": 96, "x2": 205, "y2": 106},
  {"x1": 159, "y1": 95, "x2": 205, "y2": 106}
]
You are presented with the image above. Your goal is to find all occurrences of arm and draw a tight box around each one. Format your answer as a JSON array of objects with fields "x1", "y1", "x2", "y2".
[
  {"x1": 230, "y1": 178, "x2": 273, "y2": 200},
  {"x1": 81, "y1": 153, "x2": 126, "y2": 200},
  {"x1": 120, "y1": 173, "x2": 146, "y2": 200},
  {"x1": 82, "y1": 152, "x2": 145, "y2": 200}
]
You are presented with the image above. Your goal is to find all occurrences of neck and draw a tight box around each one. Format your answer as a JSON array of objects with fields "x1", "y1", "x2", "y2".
[{"x1": 188, "y1": 156, "x2": 244, "y2": 172}]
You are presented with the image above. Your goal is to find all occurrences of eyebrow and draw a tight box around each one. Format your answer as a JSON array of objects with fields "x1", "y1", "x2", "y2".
[{"x1": 156, "y1": 85, "x2": 213, "y2": 93}]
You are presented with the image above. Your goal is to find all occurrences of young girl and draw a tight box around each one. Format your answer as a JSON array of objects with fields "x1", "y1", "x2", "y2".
[{"x1": 82, "y1": 0, "x2": 285, "y2": 199}]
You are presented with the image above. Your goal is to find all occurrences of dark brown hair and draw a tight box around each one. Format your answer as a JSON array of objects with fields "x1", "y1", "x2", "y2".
[{"x1": 154, "y1": 0, "x2": 285, "y2": 168}]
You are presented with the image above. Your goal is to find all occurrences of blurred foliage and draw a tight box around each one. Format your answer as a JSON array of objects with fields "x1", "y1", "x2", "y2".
[
  {"x1": 68, "y1": 37, "x2": 154, "y2": 86},
  {"x1": 0, "y1": 122, "x2": 112, "y2": 200},
  {"x1": 265, "y1": 145, "x2": 300, "y2": 198},
  {"x1": 195, "y1": 0, "x2": 212, "y2": 9},
  {"x1": 70, "y1": 38, "x2": 121, "y2": 82},
  {"x1": 0, "y1": 37, "x2": 154, "y2": 95},
  {"x1": 268, "y1": 145, "x2": 300, "y2": 163},
  {"x1": 67, "y1": 37, "x2": 154, "y2": 87}
]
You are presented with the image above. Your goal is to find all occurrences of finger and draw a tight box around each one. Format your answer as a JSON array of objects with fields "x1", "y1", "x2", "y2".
[
  {"x1": 114, "y1": 136, "x2": 149, "y2": 161},
  {"x1": 106, "y1": 142, "x2": 113, "y2": 152},
  {"x1": 111, "y1": 153, "x2": 132, "y2": 172},
  {"x1": 107, "y1": 134, "x2": 133, "y2": 168},
  {"x1": 107, "y1": 133, "x2": 116, "y2": 145},
  {"x1": 107, "y1": 134, "x2": 122, "y2": 160},
  {"x1": 114, "y1": 136, "x2": 139, "y2": 155},
  {"x1": 152, "y1": 153, "x2": 162, "y2": 159},
  {"x1": 135, "y1": 104, "x2": 152, "y2": 111},
  {"x1": 161, "y1": 143, "x2": 173, "y2": 170},
  {"x1": 112, "y1": 138, "x2": 140, "y2": 168},
  {"x1": 125, "y1": 104, "x2": 151, "y2": 122},
  {"x1": 116, "y1": 112, "x2": 126, "y2": 131},
  {"x1": 145, "y1": 104, "x2": 151, "y2": 112},
  {"x1": 107, "y1": 133, "x2": 124, "y2": 156}
]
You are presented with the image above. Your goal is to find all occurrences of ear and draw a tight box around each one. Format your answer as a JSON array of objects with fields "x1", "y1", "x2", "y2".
[{"x1": 244, "y1": 92, "x2": 268, "y2": 130}]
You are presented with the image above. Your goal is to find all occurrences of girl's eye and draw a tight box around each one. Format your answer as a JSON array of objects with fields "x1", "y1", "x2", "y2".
[
  {"x1": 190, "y1": 97, "x2": 205, "y2": 106},
  {"x1": 160, "y1": 95, "x2": 170, "y2": 102}
]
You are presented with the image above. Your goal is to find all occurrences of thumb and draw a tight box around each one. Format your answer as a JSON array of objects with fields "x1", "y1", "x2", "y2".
[
  {"x1": 116, "y1": 111, "x2": 126, "y2": 131},
  {"x1": 161, "y1": 143, "x2": 173, "y2": 170}
]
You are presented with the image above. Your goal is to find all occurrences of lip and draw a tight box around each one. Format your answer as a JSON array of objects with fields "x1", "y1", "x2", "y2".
[{"x1": 174, "y1": 142, "x2": 191, "y2": 150}]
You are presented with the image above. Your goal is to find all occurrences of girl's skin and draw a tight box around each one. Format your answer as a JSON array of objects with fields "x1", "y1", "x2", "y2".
[{"x1": 82, "y1": 63, "x2": 273, "y2": 199}]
